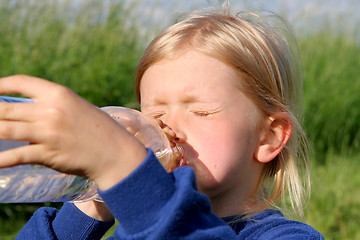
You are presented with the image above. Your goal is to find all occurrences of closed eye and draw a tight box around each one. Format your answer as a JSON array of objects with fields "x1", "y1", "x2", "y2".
[
  {"x1": 192, "y1": 107, "x2": 221, "y2": 117},
  {"x1": 193, "y1": 111, "x2": 211, "y2": 117}
]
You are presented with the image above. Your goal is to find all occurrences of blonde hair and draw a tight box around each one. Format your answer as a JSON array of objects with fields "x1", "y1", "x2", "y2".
[{"x1": 135, "y1": 9, "x2": 310, "y2": 218}]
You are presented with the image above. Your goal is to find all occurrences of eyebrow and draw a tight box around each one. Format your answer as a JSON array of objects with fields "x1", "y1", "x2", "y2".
[{"x1": 148, "y1": 92, "x2": 200, "y2": 105}]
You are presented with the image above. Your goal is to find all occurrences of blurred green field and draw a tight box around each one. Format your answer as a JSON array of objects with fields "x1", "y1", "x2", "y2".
[
  {"x1": 0, "y1": 0, "x2": 144, "y2": 108},
  {"x1": 300, "y1": 33, "x2": 360, "y2": 158},
  {"x1": 0, "y1": 0, "x2": 359, "y2": 239},
  {"x1": 306, "y1": 154, "x2": 360, "y2": 240}
]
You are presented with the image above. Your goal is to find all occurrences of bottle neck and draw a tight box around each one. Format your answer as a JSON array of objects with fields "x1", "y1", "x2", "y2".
[{"x1": 101, "y1": 106, "x2": 183, "y2": 172}]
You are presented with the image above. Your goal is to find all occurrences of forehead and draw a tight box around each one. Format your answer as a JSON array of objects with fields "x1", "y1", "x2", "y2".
[
  {"x1": 140, "y1": 50, "x2": 246, "y2": 106},
  {"x1": 141, "y1": 50, "x2": 240, "y2": 85}
]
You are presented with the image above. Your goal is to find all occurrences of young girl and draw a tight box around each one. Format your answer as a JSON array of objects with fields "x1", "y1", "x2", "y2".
[{"x1": 0, "y1": 8, "x2": 323, "y2": 240}]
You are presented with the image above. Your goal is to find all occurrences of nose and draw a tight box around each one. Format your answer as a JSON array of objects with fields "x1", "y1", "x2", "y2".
[{"x1": 162, "y1": 112, "x2": 186, "y2": 142}]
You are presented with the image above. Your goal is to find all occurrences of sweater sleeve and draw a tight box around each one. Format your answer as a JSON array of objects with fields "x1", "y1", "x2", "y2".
[{"x1": 16, "y1": 201, "x2": 114, "y2": 240}]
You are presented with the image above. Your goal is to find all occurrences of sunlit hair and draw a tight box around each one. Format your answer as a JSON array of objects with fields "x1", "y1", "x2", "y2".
[{"x1": 135, "y1": 8, "x2": 310, "y2": 218}]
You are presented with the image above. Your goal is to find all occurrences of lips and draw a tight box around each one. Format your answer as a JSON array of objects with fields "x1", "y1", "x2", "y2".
[{"x1": 168, "y1": 145, "x2": 187, "y2": 171}]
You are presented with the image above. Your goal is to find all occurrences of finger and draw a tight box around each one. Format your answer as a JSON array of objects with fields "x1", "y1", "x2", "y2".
[
  {"x1": 154, "y1": 119, "x2": 164, "y2": 128},
  {"x1": 0, "y1": 75, "x2": 58, "y2": 99},
  {"x1": 169, "y1": 140, "x2": 176, "y2": 148},
  {"x1": 0, "y1": 121, "x2": 38, "y2": 142},
  {"x1": 0, "y1": 144, "x2": 43, "y2": 168},
  {"x1": 0, "y1": 102, "x2": 39, "y2": 122},
  {"x1": 163, "y1": 126, "x2": 176, "y2": 139}
]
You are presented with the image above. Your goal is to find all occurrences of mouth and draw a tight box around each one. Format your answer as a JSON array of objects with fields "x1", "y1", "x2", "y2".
[{"x1": 169, "y1": 146, "x2": 187, "y2": 171}]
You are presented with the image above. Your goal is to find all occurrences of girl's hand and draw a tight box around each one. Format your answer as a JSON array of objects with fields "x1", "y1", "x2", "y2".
[{"x1": 0, "y1": 75, "x2": 147, "y2": 190}]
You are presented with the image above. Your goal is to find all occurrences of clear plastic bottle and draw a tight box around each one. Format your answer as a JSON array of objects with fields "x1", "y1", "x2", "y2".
[{"x1": 0, "y1": 96, "x2": 183, "y2": 203}]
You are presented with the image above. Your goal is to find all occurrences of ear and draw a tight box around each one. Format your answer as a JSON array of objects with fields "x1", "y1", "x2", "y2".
[{"x1": 254, "y1": 112, "x2": 292, "y2": 163}]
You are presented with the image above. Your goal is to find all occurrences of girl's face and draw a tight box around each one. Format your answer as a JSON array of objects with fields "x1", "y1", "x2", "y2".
[{"x1": 140, "y1": 50, "x2": 264, "y2": 214}]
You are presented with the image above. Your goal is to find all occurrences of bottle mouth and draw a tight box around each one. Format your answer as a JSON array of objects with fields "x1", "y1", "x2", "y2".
[
  {"x1": 170, "y1": 144, "x2": 186, "y2": 171},
  {"x1": 154, "y1": 144, "x2": 184, "y2": 172},
  {"x1": 172, "y1": 145, "x2": 184, "y2": 156}
]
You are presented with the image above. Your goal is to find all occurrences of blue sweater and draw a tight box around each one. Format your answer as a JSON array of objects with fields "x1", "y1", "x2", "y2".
[{"x1": 16, "y1": 149, "x2": 324, "y2": 239}]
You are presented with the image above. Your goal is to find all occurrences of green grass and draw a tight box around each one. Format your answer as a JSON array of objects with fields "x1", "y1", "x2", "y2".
[
  {"x1": 300, "y1": 33, "x2": 360, "y2": 159},
  {"x1": 306, "y1": 154, "x2": 360, "y2": 240}
]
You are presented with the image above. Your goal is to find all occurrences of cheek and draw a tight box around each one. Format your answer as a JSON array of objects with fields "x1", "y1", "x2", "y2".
[{"x1": 194, "y1": 122, "x2": 259, "y2": 180}]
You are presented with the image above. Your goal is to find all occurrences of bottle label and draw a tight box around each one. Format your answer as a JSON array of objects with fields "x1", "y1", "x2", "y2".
[{"x1": 0, "y1": 96, "x2": 33, "y2": 103}]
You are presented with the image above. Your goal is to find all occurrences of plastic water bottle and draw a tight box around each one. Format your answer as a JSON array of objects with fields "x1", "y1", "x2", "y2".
[{"x1": 0, "y1": 96, "x2": 183, "y2": 203}]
